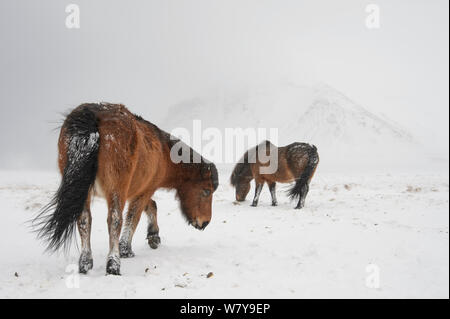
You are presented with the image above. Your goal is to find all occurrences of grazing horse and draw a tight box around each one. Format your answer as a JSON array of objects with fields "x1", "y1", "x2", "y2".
[
  {"x1": 230, "y1": 141, "x2": 319, "y2": 209},
  {"x1": 33, "y1": 103, "x2": 219, "y2": 275}
]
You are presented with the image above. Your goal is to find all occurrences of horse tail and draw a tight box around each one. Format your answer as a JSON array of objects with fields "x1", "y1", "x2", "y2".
[
  {"x1": 33, "y1": 106, "x2": 100, "y2": 252},
  {"x1": 288, "y1": 145, "x2": 319, "y2": 200}
]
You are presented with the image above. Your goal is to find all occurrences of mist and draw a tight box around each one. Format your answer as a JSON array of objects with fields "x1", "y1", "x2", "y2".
[{"x1": 0, "y1": 0, "x2": 448, "y2": 170}]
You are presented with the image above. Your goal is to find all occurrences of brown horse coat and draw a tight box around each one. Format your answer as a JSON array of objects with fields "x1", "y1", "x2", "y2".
[
  {"x1": 34, "y1": 103, "x2": 218, "y2": 275},
  {"x1": 230, "y1": 140, "x2": 318, "y2": 209}
]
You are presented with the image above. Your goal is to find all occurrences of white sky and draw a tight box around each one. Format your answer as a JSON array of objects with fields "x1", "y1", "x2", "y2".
[{"x1": 0, "y1": 0, "x2": 448, "y2": 169}]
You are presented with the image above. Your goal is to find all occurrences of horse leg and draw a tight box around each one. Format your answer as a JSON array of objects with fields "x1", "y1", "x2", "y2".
[
  {"x1": 119, "y1": 196, "x2": 146, "y2": 258},
  {"x1": 145, "y1": 199, "x2": 160, "y2": 249},
  {"x1": 295, "y1": 183, "x2": 310, "y2": 209},
  {"x1": 106, "y1": 195, "x2": 125, "y2": 275},
  {"x1": 77, "y1": 196, "x2": 93, "y2": 274},
  {"x1": 269, "y1": 182, "x2": 278, "y2": 206},
  {"x1": 251, "y1": 181, "x2": 264, "y2": 207}
]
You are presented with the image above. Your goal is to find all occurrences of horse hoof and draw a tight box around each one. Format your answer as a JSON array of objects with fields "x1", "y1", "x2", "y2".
[
  {"x1": 120, "y1": 250, "x2": 135, "y2": 258},
  {"x1": 79, "y1": 253, "x2": 93, "y2": 274},
  {"x1": 106, "y1": 257, "x2": 121, "y2": 276},
  {"x1": 272, "y1": 202, "x2": 278, "y2": 206},
  {"x1": 79, "y1": 261, "x2": 93, "y2": 274},
  {"x1": 119, "y1": 241, "x2": 135, "y2": 258},
  {"x1": 148, "y1": 235, "x2": 161, "y2": 249},
  {"x1": 250, "y1": 203, "x2": 258, "y2": 207},
  {"x1": 79, "y1": 262, "x2": 93, "y2": 274}
]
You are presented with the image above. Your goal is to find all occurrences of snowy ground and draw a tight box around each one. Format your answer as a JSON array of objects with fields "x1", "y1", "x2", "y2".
[{"x1": 0, "y1": 168, "x2": 448, "y2": 299}]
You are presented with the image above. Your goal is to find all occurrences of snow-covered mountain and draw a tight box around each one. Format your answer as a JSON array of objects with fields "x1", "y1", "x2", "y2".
[{"x1": 162, "y1": 83, "x2": 435, "y2": 171}]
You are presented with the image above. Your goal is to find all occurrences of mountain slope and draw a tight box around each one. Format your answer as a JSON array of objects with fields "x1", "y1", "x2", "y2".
[{"x1": 162, "y1": 83, "x2": 434, "y2": 171}]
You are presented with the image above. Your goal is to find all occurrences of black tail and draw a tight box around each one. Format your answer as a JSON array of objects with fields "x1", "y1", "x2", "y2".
[
  {"x1": 288, "y1": 145, "x2": 319, "y2": 201},
  {"x1": 32, "y1": 106, "x2": 100, "y2": 252}
]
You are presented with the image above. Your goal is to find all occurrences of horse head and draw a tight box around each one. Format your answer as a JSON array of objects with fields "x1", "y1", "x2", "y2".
[{"x1": 177, "y1": 162, "x2": 218, "y2": 230}]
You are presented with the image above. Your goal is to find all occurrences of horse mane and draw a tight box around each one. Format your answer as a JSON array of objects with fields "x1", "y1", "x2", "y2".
[
  {"x1": 230, "y1": 162, "x2": 251, "y2": 186},
  {"x1": 230, "y1": 148, "x2": 255, "y2": 186},
  {"x1": 230, "y1": 140, "x2": 276, "y2": 186},
  {"x1": 133, "y1": 114, "x2": 219, "y2": 191}
]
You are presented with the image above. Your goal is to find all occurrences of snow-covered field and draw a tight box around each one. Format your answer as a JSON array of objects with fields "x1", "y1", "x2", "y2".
[{"x1": 0, "y1": 168, "x2": 448, "y2": 299}]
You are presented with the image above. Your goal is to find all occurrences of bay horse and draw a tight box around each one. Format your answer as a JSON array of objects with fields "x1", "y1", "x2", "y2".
[
  {"x1": 33, "y1": 103, "x2": 219, "y2": 275},
  {"x1": 230, "y1": 141, "x2": 319, "y2": 209}
]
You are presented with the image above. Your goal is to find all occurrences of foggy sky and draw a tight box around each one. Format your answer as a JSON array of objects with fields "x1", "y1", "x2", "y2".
[{"x1": 0, "y1": 0, "x2": 448, "y2": 170}]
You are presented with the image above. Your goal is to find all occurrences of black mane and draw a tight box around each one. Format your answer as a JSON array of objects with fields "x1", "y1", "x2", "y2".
[
  {"x1": 230, "y1": 151, "x2": 253, "y2": 186},
  {"x1": 230, "y1": 140, "x2": 276, "y2": 186}
]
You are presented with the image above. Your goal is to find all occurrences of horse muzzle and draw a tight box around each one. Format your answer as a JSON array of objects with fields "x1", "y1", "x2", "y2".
[{"x1": 191, "y1": 219, "x2": 210, "y2": 231}]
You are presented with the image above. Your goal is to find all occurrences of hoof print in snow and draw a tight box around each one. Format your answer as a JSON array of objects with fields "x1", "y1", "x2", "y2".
[{"x1": 406, "y1": 186, "x2": 422, "y2": 193}]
